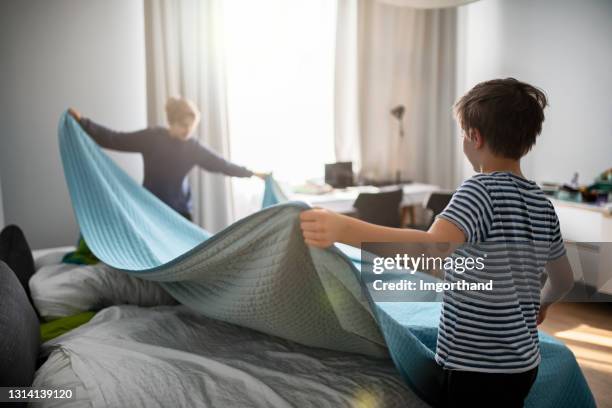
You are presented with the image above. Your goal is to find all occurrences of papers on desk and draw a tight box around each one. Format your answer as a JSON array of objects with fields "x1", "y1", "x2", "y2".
[
  {"x1": 289, "y1": 183, "x2": 440, "y2": 213},
  {"x1": 292, "y1": 182, "x2": 409, "y2": 196},
  {"x1": 292, "y1": 181, "x2": 333, "y2": 195}
]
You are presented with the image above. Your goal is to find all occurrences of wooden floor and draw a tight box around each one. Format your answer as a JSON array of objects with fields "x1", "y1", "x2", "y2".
[{"x1": 541, "y1": 302, "x2": 612, "y2": 408}]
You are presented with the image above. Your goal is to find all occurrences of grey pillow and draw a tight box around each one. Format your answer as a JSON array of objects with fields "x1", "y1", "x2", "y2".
[
  {"x1": 0, "y1": 225, "x2": 36, "y2": 304},
  {"x1": 0, "y1": 261, "x2": 39, "y2": 387}
]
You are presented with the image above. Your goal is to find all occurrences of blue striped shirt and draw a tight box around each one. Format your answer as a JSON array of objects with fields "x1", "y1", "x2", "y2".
[{"x1": 435, "y1": 172, "x2": 565, "y2": 373}]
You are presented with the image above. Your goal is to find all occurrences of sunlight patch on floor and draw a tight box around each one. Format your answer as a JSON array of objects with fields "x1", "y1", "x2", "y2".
[
  {"x1": 554, "y1": 325, "x2": 612, "y2": 349},
  {"x1": 554, "y1": 324, "x2": 612, "y2": 374}
]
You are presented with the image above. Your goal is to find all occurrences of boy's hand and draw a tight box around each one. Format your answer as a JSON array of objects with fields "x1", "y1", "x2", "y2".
[
  {"x1": 300, "y1": 208, "x2": 347, "y2": 248},
  {"x1": 536, "y1": 304, "x2": 549, "y2": 325},
  {"x1": 68, "y1": 108, "x2": 82, "y2": 121},
  {"x1": 253, "y1": 171, "x2": 269, "y2": 180}
]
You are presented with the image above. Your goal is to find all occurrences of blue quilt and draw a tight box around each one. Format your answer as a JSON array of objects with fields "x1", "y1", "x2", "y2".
[{"x1": 59, "y1": 112, "x2": 594, "y2": 407}]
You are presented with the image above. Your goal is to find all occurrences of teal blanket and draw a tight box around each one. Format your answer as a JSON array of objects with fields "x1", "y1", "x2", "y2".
[{"x1": 59, "y1": 112, "x2": 594, "y2": 407}]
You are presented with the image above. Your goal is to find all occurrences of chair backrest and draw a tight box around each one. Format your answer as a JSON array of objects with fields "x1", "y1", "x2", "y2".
[
  {"x1": 353, "y1": 189, "x2": 403, "y2": 228},
  {"x1": 0, "y1": 261, "x2": 40, "y2": 388},
  {"x1": 424, "y1": 191, "x2": 454, "y2": 228}
]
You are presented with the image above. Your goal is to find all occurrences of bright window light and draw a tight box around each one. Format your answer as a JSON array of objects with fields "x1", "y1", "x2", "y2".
[{"x1": 223, "y1": 0, "x2": 337, "y2": 218}]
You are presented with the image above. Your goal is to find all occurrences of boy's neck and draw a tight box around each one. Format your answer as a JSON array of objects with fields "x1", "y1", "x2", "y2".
[{"x1": 479, "y1": 157, "x2": 524, "y2": 178}]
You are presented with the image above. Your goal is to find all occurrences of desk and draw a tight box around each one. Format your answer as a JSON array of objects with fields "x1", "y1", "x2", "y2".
[
  {"x1": 289, "y1": 183, "x2": 439, "y2": 214},
  {"x1": 550, "y1": 198, "x2": 612, "y2": 295}
]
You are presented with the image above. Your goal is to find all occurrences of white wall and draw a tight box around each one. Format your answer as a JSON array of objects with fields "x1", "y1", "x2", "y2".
[
  {"x1": 0, "y1": 0, "x2": 146, "y2": 249},
  {"x1": 0, "y1": 175, "x2": 4, "y2": 229},
  {"x1": 457, "y1": 0, "x2": 612, "y2": 184}
]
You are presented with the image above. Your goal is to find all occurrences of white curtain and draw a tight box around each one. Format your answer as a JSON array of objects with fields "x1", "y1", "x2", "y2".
[
  {"x1": 144, "y1": 0, "x2": 234, "y2": 232},
  {"x1": 335, "y1": 0, "x2": 458, "y2": 189},
  {"x1": 375, "y1": 0, "x2": 477, "y2": 8}
]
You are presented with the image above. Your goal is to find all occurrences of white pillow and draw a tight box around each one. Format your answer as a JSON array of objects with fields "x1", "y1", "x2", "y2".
[
  {"x1": 29, "y1": 262, "x2": 177, "y2": 320},
  {"x1": 32, "y1": 246, "x2": 76, "y2": 270}
]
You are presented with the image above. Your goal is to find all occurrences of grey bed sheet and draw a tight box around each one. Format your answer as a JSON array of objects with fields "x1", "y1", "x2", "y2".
[{"x1": 32, "y1": 304, "x2": 427, "y2": 408}]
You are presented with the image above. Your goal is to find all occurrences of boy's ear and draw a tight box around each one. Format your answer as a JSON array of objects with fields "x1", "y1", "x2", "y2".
[{"x1": 469, "y1": 128, "x2": 484, "y2": 149}]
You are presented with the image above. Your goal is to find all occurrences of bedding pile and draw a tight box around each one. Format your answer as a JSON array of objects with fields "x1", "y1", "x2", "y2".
[{"x1": 58, "y1": 112, "x2": 595, "y2": 407}]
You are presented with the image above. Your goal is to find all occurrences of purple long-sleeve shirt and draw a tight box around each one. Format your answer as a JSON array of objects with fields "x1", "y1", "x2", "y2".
[{"x1": 80, "y1": 118, "x2": 252, "y2": 215}]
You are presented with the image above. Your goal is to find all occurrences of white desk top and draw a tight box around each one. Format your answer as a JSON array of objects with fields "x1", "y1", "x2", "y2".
[
  {"x1": 289, "y1": 183, "x2": 439, "y2": 213},
  {"x1": 550, "y1": 197, "x2": 612, "y2": 216}
]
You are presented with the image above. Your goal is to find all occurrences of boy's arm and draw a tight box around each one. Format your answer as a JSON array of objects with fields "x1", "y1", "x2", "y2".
[
  {"x1": 300, "y1": 208, "x2": 465, "y2": 252},
  {"x1": 69, "y1": 108, "x2": 147, "y2": 153},
  {"x1": 301, "y1": 178, "x2": 486, "y2": 253},
  {"x1": 79, "y1": 118, "x2": 149, "y2": 153},
  {"x1": 193, "y1": 142, "x2": 253, "y2": 178},
  {"x1": 537, "y1": 255, "x2": 574, "y2": 324},
  {"x1": 537, "y1": 210, "x2": 572, "y2": 325}
]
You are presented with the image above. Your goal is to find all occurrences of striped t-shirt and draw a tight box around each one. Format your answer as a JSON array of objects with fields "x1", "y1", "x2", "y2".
[{"x1": 435, "y1": 172, "x2": 565, "y2": 373}]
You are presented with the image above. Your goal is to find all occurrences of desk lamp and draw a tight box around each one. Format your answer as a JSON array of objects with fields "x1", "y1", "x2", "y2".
[{"x1": 391, "y1": 105, "x2": 405, "y2": 184}]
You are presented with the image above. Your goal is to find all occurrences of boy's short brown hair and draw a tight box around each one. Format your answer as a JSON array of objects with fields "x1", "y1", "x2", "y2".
[{"x1": 454, "y1": 78, "x2": 548, "y2": 159}]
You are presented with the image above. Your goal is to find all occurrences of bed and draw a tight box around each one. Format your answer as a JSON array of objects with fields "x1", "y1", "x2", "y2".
[
  {"x1": 28, "y1": 248, "x2": 425, "y2": 408},
  {"x1": 2, "y1": 112, "x2": 593, "y2": 408}
]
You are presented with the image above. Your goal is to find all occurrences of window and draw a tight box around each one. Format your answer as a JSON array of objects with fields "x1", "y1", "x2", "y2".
[{"x1": 223, "y1": 0, "x2": 337, "y2": 218}]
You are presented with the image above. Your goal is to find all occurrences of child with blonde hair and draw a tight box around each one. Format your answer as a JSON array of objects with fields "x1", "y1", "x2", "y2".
[{"x1": 69, "y1": 97, "x2": 265, "y2": 221}]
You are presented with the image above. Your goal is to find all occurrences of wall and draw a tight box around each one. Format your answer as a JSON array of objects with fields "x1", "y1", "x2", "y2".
[
  {"x1": 0, "y1": 176, "x2": 4, "y2": 229},
  {"x1": 457, "y1": 0, "x2": 612, "y2": 184},
  {"x1": 0, "y1": 0, "x2": 146, "y2": 249}
]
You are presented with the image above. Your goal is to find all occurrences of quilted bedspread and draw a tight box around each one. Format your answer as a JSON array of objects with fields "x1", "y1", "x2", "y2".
[{"x1": 59, "y1": 112, "x2": 595, "y2": 407}]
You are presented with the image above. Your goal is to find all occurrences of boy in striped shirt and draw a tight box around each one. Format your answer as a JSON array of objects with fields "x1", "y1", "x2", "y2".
[{"x1": 300, "y1": 78, "x2": 574, "y2": 407}]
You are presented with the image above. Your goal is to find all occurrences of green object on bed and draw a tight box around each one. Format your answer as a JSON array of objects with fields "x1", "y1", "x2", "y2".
[
  {"x1": 62, "y1": 236, "x2": 99, "y2": 265},
  {"x1": 40, "y1": 311, "x2": 96, "y2": 342}
]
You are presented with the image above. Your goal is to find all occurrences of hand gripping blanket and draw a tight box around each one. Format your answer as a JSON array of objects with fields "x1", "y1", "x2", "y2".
[{"x1": 59, "y1": 112, "x2": 594, "y2": 408}]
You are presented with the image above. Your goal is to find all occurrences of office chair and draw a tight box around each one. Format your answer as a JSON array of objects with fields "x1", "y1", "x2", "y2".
[
  {"x1": 423, "y1": 191, "x2": 455, "y2": 229},
  {"x1": 353, "y1": 189, "x2": 403, "y2": 228}
]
